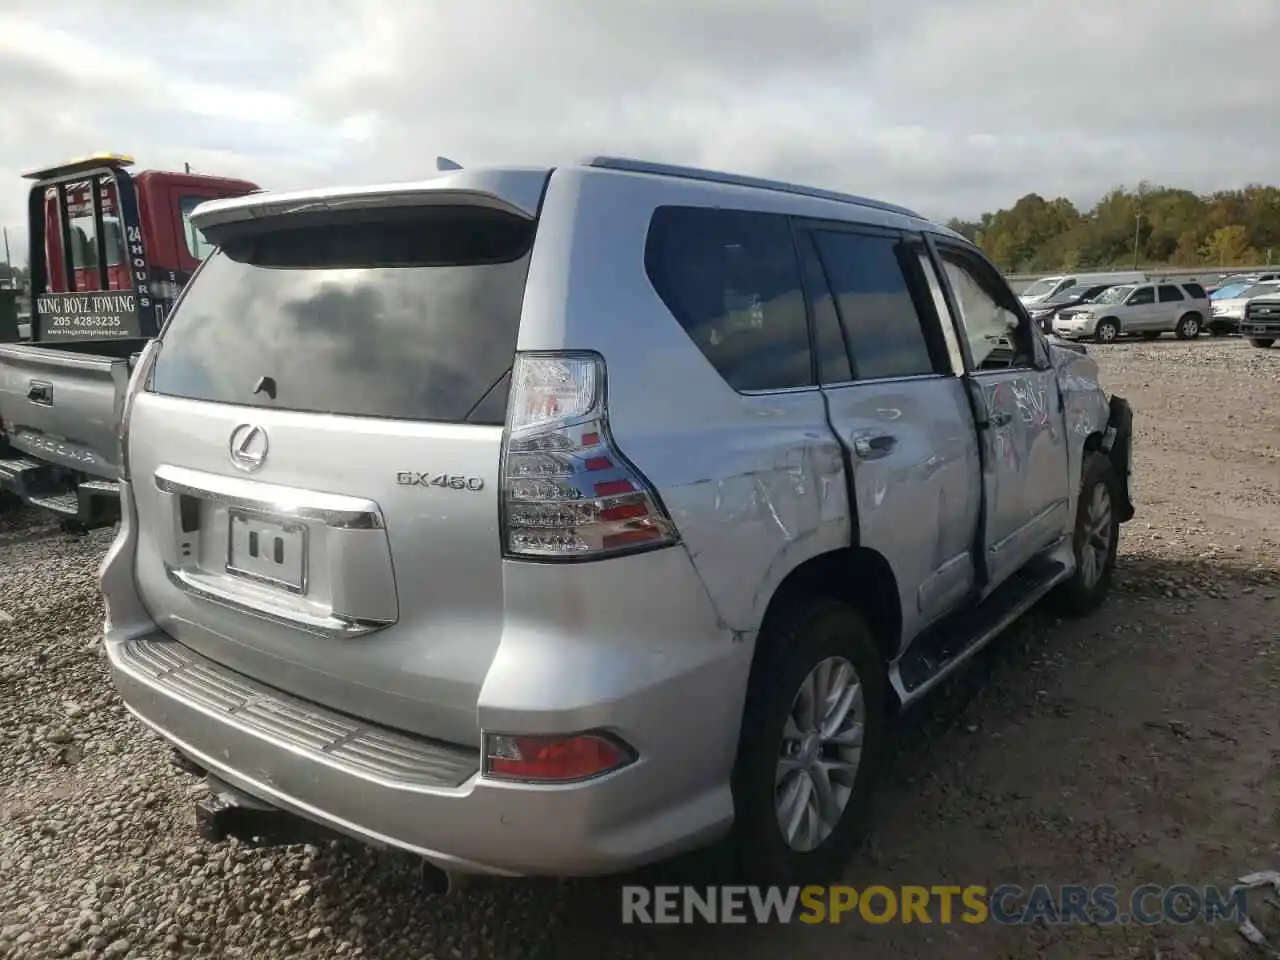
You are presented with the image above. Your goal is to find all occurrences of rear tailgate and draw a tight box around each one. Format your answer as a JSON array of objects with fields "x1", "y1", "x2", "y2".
[
  {"x1": 126, "y1": 172, "x2": 550, "y2": 747},
  {"x1": 0, "y1": 342, "x2": 129, "y2": 478}
]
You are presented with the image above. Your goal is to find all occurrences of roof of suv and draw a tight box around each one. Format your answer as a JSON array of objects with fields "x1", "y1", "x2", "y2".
[{"x1": 189, "y1": 156, "x2": 946, "y2": 239}]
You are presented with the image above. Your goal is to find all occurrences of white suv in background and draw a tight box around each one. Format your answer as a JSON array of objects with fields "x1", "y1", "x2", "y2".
[{"x1": 1052, "y1": 281, "x2": 1211, "y2": 342}]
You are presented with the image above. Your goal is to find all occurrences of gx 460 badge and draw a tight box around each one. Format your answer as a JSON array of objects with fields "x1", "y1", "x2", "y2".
[{"x1": 396, "y1": 472, "x2": 485, "y2": 492}]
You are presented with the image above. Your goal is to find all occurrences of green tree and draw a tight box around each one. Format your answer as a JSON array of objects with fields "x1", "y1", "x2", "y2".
[{"x1": 1200, "y1": 225, "x2": 1260, "y2": 267}]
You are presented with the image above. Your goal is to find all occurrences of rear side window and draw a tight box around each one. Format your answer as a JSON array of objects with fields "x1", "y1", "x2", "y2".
[
  {"x1": 150, "y1": 206, "x2": 533, "y2": 424},
  {"x1": 1181, "y1": 282, "x2": 1206, "y2": 299},
  {"x1": 1158, "y1": 284, "x2": 1184, "y2": 302},
  {"x1": 811, "y1": 230, "x2": 936, "y2": 380},
  {"x1": 645, "y1": 206, "x2": 811, "y2": 392}
]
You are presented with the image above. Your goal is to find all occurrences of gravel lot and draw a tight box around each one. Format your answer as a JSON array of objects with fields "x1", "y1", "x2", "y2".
[{"x1": 1, "y1": 338, "x2": 1277, "y2": 960}]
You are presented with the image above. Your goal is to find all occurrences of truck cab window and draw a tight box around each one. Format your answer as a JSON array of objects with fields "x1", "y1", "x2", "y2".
[{"x1": 180, "y1": 196, "x2": 217, "y2": 261}]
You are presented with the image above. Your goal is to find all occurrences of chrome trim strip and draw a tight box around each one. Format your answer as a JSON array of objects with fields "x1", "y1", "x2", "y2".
[
  {"x1": 154, "y1": 464, "x2": 384, "y2": 530},
  {"x1": 165, "y1": 565, "x2": 392, "y2": 639}
]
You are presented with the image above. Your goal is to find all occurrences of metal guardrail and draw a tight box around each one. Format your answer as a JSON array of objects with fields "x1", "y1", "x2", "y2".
[{"x1": 1005, "y1": 266, "x2": 1276, "y2": 294}]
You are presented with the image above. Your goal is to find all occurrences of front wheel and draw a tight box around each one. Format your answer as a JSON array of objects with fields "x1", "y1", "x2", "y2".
[
  {"x1": 1094, "y1": 318, "x2": 1120, "y2": 343},
  {"x1": 1175, "y1": 314, "x2": 1202, "y2": 339},
  {"x1": 731, "y1": 599, "x2": 885, "y2": 885},
  {"x1": 1248, "y1": 337, "x2": 1275, "y2": 348},
  {"x1": 1050, "y1": 452, "x2": 1121, "y2": 617}
]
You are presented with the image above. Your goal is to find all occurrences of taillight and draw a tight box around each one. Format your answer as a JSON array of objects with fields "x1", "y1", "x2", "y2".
[
  {"x1": 117, "y1": 340, "x2": 159, "y2": 483},
  {"x1": 501, "y1": 352, "x2": 678, "y2": 559},
  {"x1": 483, "y1": 732, "x2": 634, "y2": 782}
]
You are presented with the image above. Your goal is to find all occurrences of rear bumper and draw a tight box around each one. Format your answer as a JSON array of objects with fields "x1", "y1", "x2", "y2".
[
  {"x1": 0, "y1": 446, "x2": 120, "y2": 525},
  {"x1": 100, "y1": 481, "x2": 753, "y2": 877}
]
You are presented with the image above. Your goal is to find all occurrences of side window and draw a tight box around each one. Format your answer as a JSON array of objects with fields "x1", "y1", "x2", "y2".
[
  {"x1": 1128, "y1": 286, "x2": 1155, "y2": 305},
  {"x1": 937, "y1": 250, "x2": 1026, "y2": 370},
  {"x1": 645, "y1": 206, "x2": 812, "y2": 392},
  {"x1": 1182, "y1": 282, "x2": 1206, "y2": 299},
  {"x1": 811, "y1": 230, "x2": 936, "y2": 380},
  {"x1": 1157, "y1": 284, "x2": 1184, "y2": 303},
  {"x1": 179, "y1": 196, "x2": 217, "y2": 262},
  {"x1": 796, "y1": 232, "x2": 852, "y2": 384}
]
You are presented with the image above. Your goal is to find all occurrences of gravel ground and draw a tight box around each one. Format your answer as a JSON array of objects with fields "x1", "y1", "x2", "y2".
[{"x1": 1, "y1": 337, "x2": 1277, "y2": 960}]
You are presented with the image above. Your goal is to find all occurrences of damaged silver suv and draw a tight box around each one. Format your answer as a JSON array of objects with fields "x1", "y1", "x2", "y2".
[{"x1": 100, "y1": 157, "x2": 1135, "y2": 887}]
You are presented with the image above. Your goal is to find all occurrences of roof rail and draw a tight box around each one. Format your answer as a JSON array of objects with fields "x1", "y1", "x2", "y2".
[{"x1": 581, "y1": 156, "x2": 923, "y2": 220}]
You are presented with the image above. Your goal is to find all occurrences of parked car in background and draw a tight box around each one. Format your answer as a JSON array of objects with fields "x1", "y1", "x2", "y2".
[
  {"x1": 1208, "y1": 280, "x2": 1280, "y2": 335},
  {"x1": 1052, "y1": 281, "x2": 1210, "y2": 342},
  {"x1": 1027, "y1": 283, "x2": 1115, "y2": 334},
  {"x1": 1240, "y1": 287, "x2": 1280, "y2": 348},
  {"x1": 1206, "y1": 272, "x2": 1280, "y2": 296},
  {"x1": 98, "y1": 156, "x2": 1135, "y2": 888},
  {"x1": 1018, "y1": 271, "x2": 1146, "y2": 306}
]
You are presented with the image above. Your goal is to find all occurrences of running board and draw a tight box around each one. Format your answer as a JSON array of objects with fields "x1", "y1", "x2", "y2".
[{"x1": 891, "y1": 551, "x2": 1072, "y2": 708}]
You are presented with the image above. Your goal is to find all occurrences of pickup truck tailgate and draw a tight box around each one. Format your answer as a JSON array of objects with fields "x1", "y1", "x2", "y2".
[{"x1": 0, "y1": 343, "x2": 129, "y2": 479}]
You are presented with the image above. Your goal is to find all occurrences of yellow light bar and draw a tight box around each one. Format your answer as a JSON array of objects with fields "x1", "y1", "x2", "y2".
[{"x1": 21, "y1": 152, "x2": 136, "y2": 181}]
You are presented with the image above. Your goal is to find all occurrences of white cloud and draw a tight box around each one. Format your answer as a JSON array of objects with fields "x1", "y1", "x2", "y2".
[{"x1": 3, "y1": 0, "x2": 1279, "y2": 263}]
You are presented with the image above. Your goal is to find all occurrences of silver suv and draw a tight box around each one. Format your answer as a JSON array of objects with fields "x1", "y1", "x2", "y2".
[
  {"x1": 1052, "y1": 281, "x2": 1210, "y2": 342},
  {"x1": 100, "y1": 157, "x2": 1136, "y2": 886}
]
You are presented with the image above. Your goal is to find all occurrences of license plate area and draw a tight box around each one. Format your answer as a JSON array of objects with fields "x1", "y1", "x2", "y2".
[{"x1": 226, "y1": 509, "x2": 308, "y2": 595}]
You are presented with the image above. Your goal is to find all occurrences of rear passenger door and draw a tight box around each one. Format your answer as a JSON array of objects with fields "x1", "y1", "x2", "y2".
[
  {"x1": 929, "y1": 240, "x2": 1072, "y2": 589},
  {"x1": 1157, "y1": 283, "x2": 1186, "y2": 328},
  {"x1": 798, "y1": 223, "x2": 983, "y2": 643}
]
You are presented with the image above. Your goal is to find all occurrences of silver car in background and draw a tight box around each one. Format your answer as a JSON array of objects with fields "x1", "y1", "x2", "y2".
[
  {"x1": 1053, "y1": 280, "x2": 1211, "y2": 342},
  {"x1": 100, "y1": 157, "x2": 1135, "y2": 888}
]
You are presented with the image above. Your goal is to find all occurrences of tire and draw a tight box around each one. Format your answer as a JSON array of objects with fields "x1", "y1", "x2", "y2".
[
  {"x1": 1248, "y1": 337, "x2": 1275, "y2": 348},
  {"x1": 1174, "y1": 313, "x2": 1201, "y2": 339},
  {"x1": 1094, "y1": 318, "x2": 1120, "y2": 343},
  {"x1": 731, "y1": 598, "x2": 886, "y2": 886},
  {"x1": 1141, "y1": 331, "x2": 1161, "y2": 340},
  {"x1": 1050, "y1": 452, "x2": 1121, "y2": 617}
]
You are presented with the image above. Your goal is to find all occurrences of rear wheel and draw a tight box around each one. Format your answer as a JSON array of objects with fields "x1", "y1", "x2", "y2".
[
  {"x1": 1050, "y1": 452, "x2": 1120, "y2": 616},
  {"x1": 1175, "y1": 313, "x2": 1201, "y2": 339},
  {"x1": 1248, "y1": 337, "x2": 1275, "y2": 348},
  {"x1": 1094, "y1": 318, "x2": 1120, "y2": 343},
  {"x1": 731, "y1": 598, "x2": 885, "y2": 885}
]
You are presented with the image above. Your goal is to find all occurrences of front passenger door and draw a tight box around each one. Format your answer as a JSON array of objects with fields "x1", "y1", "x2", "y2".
[
  {"x1": 931, "y1": 241, "x2": 1072, "y2": 590},
  {"x1": 1124, "y1": 285, "x2": 1159, "y2": 331}
]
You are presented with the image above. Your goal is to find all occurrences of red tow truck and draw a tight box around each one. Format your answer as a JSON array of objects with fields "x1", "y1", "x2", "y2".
[{"x1": 0, "y1": 153, "x2": 260, "y2": 528}]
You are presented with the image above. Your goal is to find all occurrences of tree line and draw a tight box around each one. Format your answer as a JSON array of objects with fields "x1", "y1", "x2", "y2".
[{"x1": 946, "y1": 182, "x2": 1280, "y2": 275}]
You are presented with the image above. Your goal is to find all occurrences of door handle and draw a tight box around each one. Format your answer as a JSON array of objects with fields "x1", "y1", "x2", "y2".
[
  {"x1": 853, "y1": 435, "x2": 897, "y2": 460},
  {"x1": 27, "y1": 381, "x2": 52, "y2": 405},
  {"x1": 989, "y1": 411, "x2": 1012, "y2": 427}
]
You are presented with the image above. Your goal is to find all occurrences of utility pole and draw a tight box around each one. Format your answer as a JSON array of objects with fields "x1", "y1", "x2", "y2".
[
  {"x1": 184, "y1": 162, "x2": 191, "y2": 174},
  {"x1": 1132, "y1": 213, "x2": 1142, "y2": 270},
  {"x1": 2, "y1": 227, "x2": 9, "y2": 267}
]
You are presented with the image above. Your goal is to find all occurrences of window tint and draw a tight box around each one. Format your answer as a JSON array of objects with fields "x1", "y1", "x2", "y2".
[
  {"x1": 151, "y1": 206, "x2": 534, "y2": 424},
  {"x1": 937, "y1": 250, "x2": 1025, "y2": 370},
  {"x1": 1181, "y1": 282, "x2": 1206, "y2": 299},
  {"x1": 811, "y1": 230, "x2": 935, "y2": 380},
  {"x1": 179, "y1": 196, "x2": 217, "y2": 261},
  {"x1": 645, "y1": 206, "x2": 811, "y2": 391},
  {"x1": 1128, "y1": 286, "x2": 1155, "y2": 305},
  {"x1": 796, "y1": 232, "x2": 851, "y2": 383},
  {"x1": 1157, "y1": 284, "x2": 1184, "y2": 302}
]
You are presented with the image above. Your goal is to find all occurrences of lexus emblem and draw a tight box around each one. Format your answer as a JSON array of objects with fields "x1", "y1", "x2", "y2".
[{"x1": 228, "y1": 424, "x2": 268, "y2": 472}]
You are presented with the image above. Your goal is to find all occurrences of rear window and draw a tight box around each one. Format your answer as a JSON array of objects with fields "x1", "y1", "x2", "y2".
[
  {"x1": 150, "y1": 206, "x2": 534, "y2": 424},
  {"x1": 1181, "y1": 282, "x2": 1206, "y2": 299}
]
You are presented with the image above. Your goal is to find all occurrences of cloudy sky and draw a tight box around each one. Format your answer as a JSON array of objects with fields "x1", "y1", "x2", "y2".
[{"x1": 2, "y1": 0, "x2": 1277, "y2": 260}]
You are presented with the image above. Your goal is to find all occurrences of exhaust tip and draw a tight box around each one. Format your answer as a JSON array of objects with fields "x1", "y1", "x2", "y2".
[{"x1": 419, "y1": 860, "x2": 455, "y2": 896}]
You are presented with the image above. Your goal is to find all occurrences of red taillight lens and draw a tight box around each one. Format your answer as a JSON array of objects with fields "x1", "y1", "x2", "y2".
[
  {"x1": 483, "y1": 732, "x2": 634, "y2": 783},
  {"x1": 501, "y1": 353, "x2": 678, "y2": 559}
]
